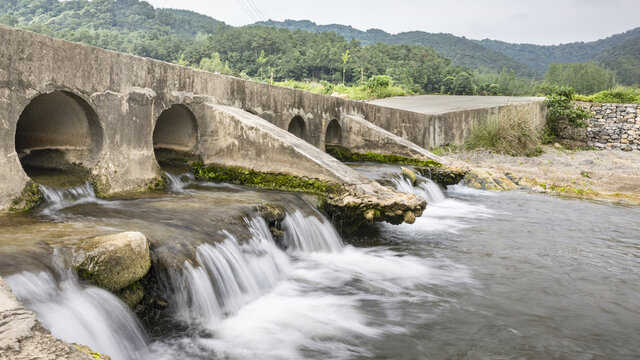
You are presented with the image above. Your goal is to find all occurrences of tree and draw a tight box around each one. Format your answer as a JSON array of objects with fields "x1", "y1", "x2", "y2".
[
  {"x1": 454, "y1": 72, "x2": 474, "y2": 95},
  {"x1": 341, "y1": 49, "x2": 351, "y2": 84},
  {"x1": 545, "y1": 62, "x2": 615, "y2": 95}
]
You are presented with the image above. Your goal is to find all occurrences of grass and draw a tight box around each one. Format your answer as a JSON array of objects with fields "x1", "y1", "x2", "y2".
[
  {"x1": 574, "y1": 86, "x2": 640, "y2": 104},
  {"x1": 465, "y1": 105, "x2": 543, "y2": 157},
  {"x1": 272, "y1": 80, "x2": 407, "y2": 100}
]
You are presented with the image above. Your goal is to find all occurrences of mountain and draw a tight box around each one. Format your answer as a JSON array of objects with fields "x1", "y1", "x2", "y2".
[
  {"x1": 596, "y1": 36, "x2": 640, "y2": 86},
  {"x1": 255, "y1": 20, "x2": 538, "y2": 78},
  {"x1": 478, "y1": 27, "x2": 640, "y2": 75}
]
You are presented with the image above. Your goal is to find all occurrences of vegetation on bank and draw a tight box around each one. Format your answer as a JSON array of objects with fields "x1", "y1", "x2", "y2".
[
  {"x1": 464, "y1": 106, "x2": 543, "y2": 157},
  {"x1": 274, "y1": 76, "x2": 407, "y2": 100},
  {"x1": 574, "y1": 86, "x2": 640, "y2": 104}
]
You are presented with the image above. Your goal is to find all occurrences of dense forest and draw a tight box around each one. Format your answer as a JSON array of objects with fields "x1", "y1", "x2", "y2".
[
  {"x1": 1, "y1": 0, "x2": 638, "y2": 97},
  {"x1": 256, "y1": 19, "x2": 538, "y2": 78},
  {"x1": 260, "y1": 19, "x2": 640, "y2": 86}
]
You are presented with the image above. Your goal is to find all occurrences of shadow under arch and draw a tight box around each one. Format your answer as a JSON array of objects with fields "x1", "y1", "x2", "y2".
[
  {"x1": 325, "y1": 119, "x2": 342, "y2": 148},
  {"x1": 152, "y1": 104, "x2": 200, "y2": 169},
  {"x1": 15, "y1": 90, "x2": 104, "y2": 187},
  {"x1": 287, "y1": 115, "x2": 307, "y2": 140}
]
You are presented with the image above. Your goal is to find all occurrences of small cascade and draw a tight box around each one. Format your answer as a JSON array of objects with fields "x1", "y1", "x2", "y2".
[
  {"x1": 392, "y1": 173, "x2": 446, "y2": 203},
  {"x1": 165, "y1": 172, "x2": 196, "y2": 192},
  {"x1": 5, "y1": 263, "x2": 149, "y2": 360},
  {"x1": 40, "y1": 182, "x2": 102, "y2": 212},
  {"x1": 281, "y1": 210, "x2": 343, "y2": 253},
  {"x1": 169, "y1": 217, "x2": 290, "y2": 328}
]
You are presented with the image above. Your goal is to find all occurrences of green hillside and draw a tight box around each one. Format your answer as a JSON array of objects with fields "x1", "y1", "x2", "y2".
[
  {"x1": 596, "y1": 37, "x2": 640, "y2": 86},
  {"x1": 256, "y1": 19, "x2": 538, "y2": 78},
  {"x1": 478, "y1": 27, "x2": 640, "y2": 75}
]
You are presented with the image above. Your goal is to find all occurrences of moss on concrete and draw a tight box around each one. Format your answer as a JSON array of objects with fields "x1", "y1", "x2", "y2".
[
  {"x1": 147, "y1": 173, "x2": 167, "y2": 191},
  {"x1": 192, "y1": 162, "x2": 344, "y2": 196},
  {"x1": 326, "y1": 146, "x2": 441, "y2": 167},
  {"x1": 9, "y1": 181, "x2": 43, "y2": 213}
]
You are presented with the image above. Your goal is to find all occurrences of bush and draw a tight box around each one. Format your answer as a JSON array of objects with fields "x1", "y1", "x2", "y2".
[
  {"x1": 544, "y1": 86, "x2": 591, "y2": 130},
  {"x1": 465, "y1": 105, "x2": 542, "y2": 157},
  {"x1": 574, "y1": 86, "x2": 640, "y2": 104}
]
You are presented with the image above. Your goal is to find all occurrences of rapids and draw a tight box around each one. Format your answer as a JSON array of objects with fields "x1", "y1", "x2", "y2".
[{"x1": 1, "y1": 164, "x2": 639, "y2": 359}]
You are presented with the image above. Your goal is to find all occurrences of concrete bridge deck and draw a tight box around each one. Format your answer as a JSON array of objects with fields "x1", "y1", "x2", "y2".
[{"x1": 369, "y1": 95, "x2": 545, "y2": 116}]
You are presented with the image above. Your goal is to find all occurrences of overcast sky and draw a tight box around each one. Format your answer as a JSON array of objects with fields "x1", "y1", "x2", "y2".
[{"x1": 144, "y1": 0, "x2": 639, "y2": 45}]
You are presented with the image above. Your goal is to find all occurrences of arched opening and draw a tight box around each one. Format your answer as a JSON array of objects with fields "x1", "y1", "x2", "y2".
[
  {"x1": 287, "y1": 116, "x2": 306, "y2": 139},
  {"x1": 153, "y1": 104, "x2": 199, "y2": 170},
  {"x1": 325, "y1": 119, "x2": 342, "y2": 148},
  {"x1": 15, "y1": 91, "x2": 103, "y2": 187}
]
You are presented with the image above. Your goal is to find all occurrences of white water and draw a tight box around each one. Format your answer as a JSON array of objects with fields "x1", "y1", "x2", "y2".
[
  {"x1": 392, "y1": 175, "x2": 446, "y2": 203},
  {"x1": 5, "y1": 261, "x2": 149, "y2": 360},
  {"x1": 165, "y1": 172, "x2": 196, "y2": 192},
  {"x1": 282, "y1": 210, "x2": 343, "y2": 253},
  {"x1": 40, "y1": 182, "x2": 105, "y2": 213},
  {"x1": 10, "y1": 177, "x2": 475, "y2": 360},
  {"x1": 154, "y1": 208, "x2": 471, "y2": 359},
  {"x1": 170, "y1": 217, "x2": 290, "y2": 328}
]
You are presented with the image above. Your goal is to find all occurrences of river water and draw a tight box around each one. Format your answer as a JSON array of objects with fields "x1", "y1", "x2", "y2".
[{"x1": 1, "y1": 163, "x2": 639, "y2": 359}]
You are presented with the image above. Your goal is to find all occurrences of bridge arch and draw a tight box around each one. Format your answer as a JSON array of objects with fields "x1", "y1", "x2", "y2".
[
  {"x1": 14, "y1": 90, "x2": 103, "y2": 182},
  {"x1": 325, "y1": 119, "x2": 343, "y2": 148},
  {"x1": 152, "y1": 104, "x2": 199, "y2": 166},
  {"x1": 287, "y1": 115, "x2": 307, "y2": 140}
]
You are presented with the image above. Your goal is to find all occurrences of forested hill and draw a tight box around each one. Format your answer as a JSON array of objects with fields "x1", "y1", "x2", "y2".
[
  {"x1": 478, "y1": 27, "x2": 640, "y2": 75},
  {"x1": 596, "y1": 37, "x2": 640, "y2": 86},
  {"x1": 256, "y1": 19, "x2": 538, "y2": 78},
  {"x1": 256, "y1": 19, "x2": 640, "y2": 83}
]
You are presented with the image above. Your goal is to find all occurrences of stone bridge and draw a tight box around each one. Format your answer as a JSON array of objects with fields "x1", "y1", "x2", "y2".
[{"x1": 0, "y1": 25, "x2": 544, "y2": 225}]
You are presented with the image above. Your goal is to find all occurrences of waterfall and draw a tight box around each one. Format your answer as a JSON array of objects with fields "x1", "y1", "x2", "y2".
[
  {"x1": 392, "y1": 174, "x2": 446, "y2": 203},
  {"x1": 169, "y1": 217, "x2": 290, "y2": 328},
  {"x1": 5, "y1": 266, "x2": 149, "y2": 360},
  {"x1": 165, "y1": 172, "x2": 195, "y2": 192},
  {"x1": 40, "y1": 182, "x2": 103, "y2": 212},
  {"x1": 281, "y1": 210, "x2": 343, "y2": 253}
]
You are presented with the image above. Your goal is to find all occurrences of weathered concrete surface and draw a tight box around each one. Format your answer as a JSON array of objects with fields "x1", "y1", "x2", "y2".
[
  {"x1": 72, "y1": 232, "x2": 151, "y2": 292},
  {"x1": 363, "y1": 96, "x2": 547, "y2": 150},
  {"x1": 369, "y1": 95, "x2": 544, "y2": 115},
  {"x1": 195, "y1": 104, "x2": 426, "y2": 225},
  {"x1": 342, "y1": 115, "x2": 447, "y2": 164},
  {"x1": 0, "y1": 276, "x2": 96, "y2": 360}
]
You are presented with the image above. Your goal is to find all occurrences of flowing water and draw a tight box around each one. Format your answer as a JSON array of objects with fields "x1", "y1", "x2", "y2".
[{"x1": 1, "y1": 164, "x2": 639, "y2": 359}]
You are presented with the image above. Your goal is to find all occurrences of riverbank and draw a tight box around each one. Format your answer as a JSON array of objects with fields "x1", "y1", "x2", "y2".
[{"x1": 440, "y1": 145, "x2": 640, "y2": 204}]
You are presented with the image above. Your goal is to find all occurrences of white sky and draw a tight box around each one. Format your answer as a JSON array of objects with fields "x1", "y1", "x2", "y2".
[{"x1": 144, "y1": 0, "x2": 640, "y2": 45}]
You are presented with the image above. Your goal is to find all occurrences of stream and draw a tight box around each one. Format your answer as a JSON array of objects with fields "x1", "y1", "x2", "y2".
[{"x1": 1, "y1": 163, "x2": 639, "y2": 359}]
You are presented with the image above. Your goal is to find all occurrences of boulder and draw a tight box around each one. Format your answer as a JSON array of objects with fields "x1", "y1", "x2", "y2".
[
  {"x1": 73, "y1": 232, "x2": 150, "y2": 292},
  {"x1": 400, "y1": 166, "x2": 417, "y2": 185}
]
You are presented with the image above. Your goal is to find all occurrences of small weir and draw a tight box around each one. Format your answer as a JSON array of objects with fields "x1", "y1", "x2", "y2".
[{"x1": 2, "y1": 165, "x2": 640, "y2": 359}]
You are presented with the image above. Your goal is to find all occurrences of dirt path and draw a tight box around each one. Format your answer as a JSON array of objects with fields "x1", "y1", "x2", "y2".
[{"x1": 441, "y1": 146, "x2": 640, "y2": 204}]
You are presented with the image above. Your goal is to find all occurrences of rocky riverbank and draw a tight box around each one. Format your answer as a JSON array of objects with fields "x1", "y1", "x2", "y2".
[{"x1": 440, "y1": 145, "x2": 640, "y2": 204}]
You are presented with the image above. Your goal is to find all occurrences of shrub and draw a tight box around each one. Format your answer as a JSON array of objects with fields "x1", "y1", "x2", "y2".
[
  {"x1": 574, "y1": 86, "x2": 640, "y2": 104},
  {"x1": 465, "y1": 105, "x2": 542, "y2": 157},
  {"x1": 544, "y1": 86, "x2": 591, "y2": 141}
]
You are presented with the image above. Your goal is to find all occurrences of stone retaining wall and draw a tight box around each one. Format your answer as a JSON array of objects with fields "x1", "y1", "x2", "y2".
[{"x1": 577, "y1": 102, "x2": 640, "y2": 151}]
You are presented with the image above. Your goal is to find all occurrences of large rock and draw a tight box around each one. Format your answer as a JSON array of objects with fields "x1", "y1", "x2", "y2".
[
  {"x1": 72, "y1": 232, "x2": 150, "y2": 292},
  {"x1": 0, "y1": 276, "x2": 106, "y2": 360}
]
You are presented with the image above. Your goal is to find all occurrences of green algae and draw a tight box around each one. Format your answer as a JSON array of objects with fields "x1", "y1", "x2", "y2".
[
  {"x1": 9, "y1": 181, "x2": 43, "y2": 213},
  {"x1": 326, "y1": 146, "x2": 442, "y2": 167}
]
